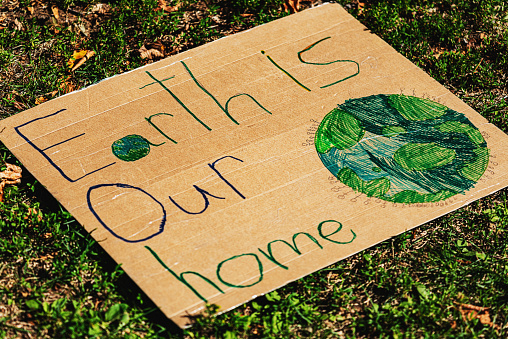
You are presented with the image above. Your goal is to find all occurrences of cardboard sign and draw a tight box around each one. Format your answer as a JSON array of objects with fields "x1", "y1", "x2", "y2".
[{"x1": 1, "y1": 4, "x2": 507, "y2": 328}]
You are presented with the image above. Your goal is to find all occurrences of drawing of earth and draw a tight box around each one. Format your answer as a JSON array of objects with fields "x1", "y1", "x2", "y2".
[{"x1": 315, "y1": 94, "x2": 489, "y2": 203}]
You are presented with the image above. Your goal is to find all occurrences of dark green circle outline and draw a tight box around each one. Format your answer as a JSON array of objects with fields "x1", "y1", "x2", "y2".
[{"x1": 216, "y1": 253, "x2": 263, "y2": 288}]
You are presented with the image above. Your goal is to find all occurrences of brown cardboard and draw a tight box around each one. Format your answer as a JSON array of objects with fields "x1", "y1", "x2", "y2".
[{"x1": 1, "y1": 3, "x2": 507, "y2": 328}]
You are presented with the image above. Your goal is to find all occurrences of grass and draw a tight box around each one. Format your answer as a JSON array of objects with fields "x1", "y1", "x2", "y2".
[{"x1": 0, "y1": 0, "x2": 507, "y2": 337}]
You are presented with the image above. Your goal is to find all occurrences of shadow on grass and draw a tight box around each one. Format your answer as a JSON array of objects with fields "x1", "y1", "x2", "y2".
[{"x1": 18, "y1": 162, "x2": 185, "y2": 337}]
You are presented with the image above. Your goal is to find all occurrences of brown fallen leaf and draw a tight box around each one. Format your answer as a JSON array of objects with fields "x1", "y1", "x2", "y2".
[
  {"x1": 51, "y1": 5, "x2": 60, "y2": 20},
  {"x1": 0, "y1": 163, "x2": 22, "y2": 203},
  {"x1": 0, "y1": 163, "x2": 22, "y2": 182},
  {"x1": 90, "y1": 3, "x2": 111, "y2": 14},
  {"x1": 37, "y1": 252, "x2": 55, "y2": 260},
  {"x1": 457, "y1": 303, "x2": 501, "y2": 330},
  {"x1": 432, "y1": 47, "x2": 446, "y2": 59},
  {"x1": 25, "y1": 208, "x2": 43, "y2": 222},
  {"x1": 35, "y1": 96, "x2": 48, "y2": 105},
  {"x1": 0, "y1": 182, "x2": 5, "y2": 202},
  {"x1": 13, "y1": 101, "x2": 25, "y2": 110},
  {"x1": 71, "y1": 50, "x2": 95, "y2": 71},
  {"x1": 284, "y1": 0, "x2": 300, "y2": 13},
  {"x1": 59, "y1": 76, "x2": 77, "y2": 94},
  {"x1": 139, "y1": 45, "x2": 164, "y2": 60},
  {"x1": 27, "y1": 6, "x2": 34, "y2": 14},
  {"x1": 67, "y1": 50, "x2": 88, "y2": 68},
  {"x1": 9, "y1": 91, "x2": 26, "y2": 110},
  {"x1": 13, "y1": 18, "x2": 23, "y2": 31},
  {"x1": 156, "y1": 0, "x2": 181, "y2": 12},
  {"x1": 358, "y1": 2, "x2": 365, "y2": 15}
]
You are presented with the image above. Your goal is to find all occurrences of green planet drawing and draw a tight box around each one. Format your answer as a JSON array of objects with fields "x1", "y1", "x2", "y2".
[
  {"x1": 315, "y1": 94, "x2": 489, "y2": 204},
  {"x1": 112, "y1": 134, "x2": 161, "y2": 162}
]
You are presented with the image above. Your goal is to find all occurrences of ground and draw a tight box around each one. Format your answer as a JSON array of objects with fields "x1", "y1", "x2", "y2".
[{"x1": 0, "y1": 0, "x2": 507, "y2": 338}]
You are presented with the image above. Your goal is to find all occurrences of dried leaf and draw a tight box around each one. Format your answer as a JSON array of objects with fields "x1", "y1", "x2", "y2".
[
  {"x1": 457, "y1": 303, "x2": 500, "y2": 330},
  {"x1": 139, "y1": 45, "x2": 164, "y2": 60},
  {"x1": 156, "y1": 0, "x2": 181, "y2": 12},
  {"x1": 0, "y1": 163, "x2": 22, "y2": 203},
  {"x1": 77, "y1": 22, "x2": 88, "y2": 36},
  {"x1": 51, "y1": 5, "x2": 60, "y2": 20},
  {"x1": 460, "y1": 303, "x2": 487, "y2": 312},
  {"x1": 25, "y1": 208, "x2": 43, "y2": 222},
  {"x1": 72, "y1": 50, "x2": 88, "y2": 60},
  {"x1": 13, "y1": 101, "x2": 24, "y2": 110},
  {"x1": 68, "y1": 50, "x2": 88, "y2": 68},
  {"x1": 59, "y1": 77, "x2": 76, "y2": 94},
  {"x1": 71, "y1": 50, "x2": 95, "y2": 71},
  {"x1": 35, "y1": 96, "x2": 47, "y2": 105},
  {"x1": 37, "y1": 253, "x2": 54, "y2": 260},
  {"x1": 358, "y1": 2, "x2": 365, "y2": 15},
  {"x1": 0, "y1": 181, "x2": 5, "y2": 203},
  {"x1": 157, "y1": 0, "x2": 168, "y2": 11},
  {"x1": 284, "y1": 0, "x2": 300, "y2": 13},
  {"x1": 1, "y1": 163, "x2": 22, "y2": 182},
  {"x1": 13, "y1": 18, "x2": 23, "y2": 31},
  {"x1": 90, "y1": 3, "x2": 111, "y2": 14},
  {"x1": 27, "y1": 6, "x2": 34, "y2": 14}
]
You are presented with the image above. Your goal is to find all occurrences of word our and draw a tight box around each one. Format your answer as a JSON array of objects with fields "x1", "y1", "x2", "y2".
[{"x1": 87, "y1": 155, "x2": 245, "y2": 243}]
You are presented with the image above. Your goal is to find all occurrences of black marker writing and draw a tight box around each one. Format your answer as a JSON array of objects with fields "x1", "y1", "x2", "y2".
[
  {"x1": 15, "y1": 109, "x2": 116, "y2": 182},
  {"x1": 168, "y1": 185, "x2": 225, "y2": 215}
]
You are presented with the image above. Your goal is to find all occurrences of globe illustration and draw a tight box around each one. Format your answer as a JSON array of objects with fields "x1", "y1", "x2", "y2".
[{"x1": 315, "y1": 94, "x2": 489, "y2": 204}]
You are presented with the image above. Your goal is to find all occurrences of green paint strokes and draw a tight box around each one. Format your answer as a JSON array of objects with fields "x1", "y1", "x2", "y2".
[
  {"x1": 388, "y1": 94, "x2": 447, "y2": 121},
  {"x1": 394, "y1": 143, "x2": 456, "y2": 171},
  {"x1": 317, "y1": 220, "x2": 357, "y2": 245},
  {"x1": 139, "y1": 75, "x2": 175, "y2": 89},
  {"x1": 112, "y1": 134, "x2": 164, "y2": 162},
  {"x1": 261, "y1": 50, "x2": 311, "y2": 91},
  {"x1": 338, "y1": 168, "x2": 457, "y2": 203},
  {"x1": 337, "y1": 167, "x2": 390, "y2": 197},
  {"x1": 315, "y1": 94, "x2": 490, "y2": 204},
  {"x1": 382, "y1": 125, "x2": 406, "y2": 137},
  {"x1": 388, "y1": 189, "x2": 457, "y2": 203},
  {"x1": 145, "y1": 113, "x2": 178, "y2": 144},
  {"x1": 315, "y1": 108, "x2": 364, "y2": 153},
  {"x1": 181, "y1": 61, "x2": 273, "y2": 125},
  {"x1": 297, "y1": 37, "x2": 360, "y2": 88},
  {"x1": 145, "y1": 70, "x2": 212, "y2": 131},
  {"x1": 435, "y1": 120, "x2": 485, "y2": 146},
  {"x1": 460, "y1": 147, "x2": 490, "y2": 181}
]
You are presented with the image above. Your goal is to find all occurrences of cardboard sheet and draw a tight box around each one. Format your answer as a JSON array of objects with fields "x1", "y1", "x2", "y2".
[{"x1": 1, "y1": 4, "x2": 507, "y2": 328}]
